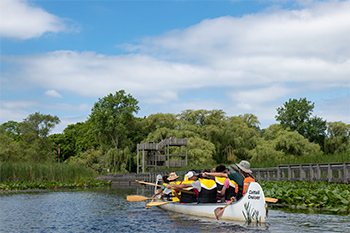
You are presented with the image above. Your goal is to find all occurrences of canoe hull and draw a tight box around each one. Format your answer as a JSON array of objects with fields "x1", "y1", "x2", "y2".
[{"x1": 158, "y1": 182, "x2": 267, "y2": 222}]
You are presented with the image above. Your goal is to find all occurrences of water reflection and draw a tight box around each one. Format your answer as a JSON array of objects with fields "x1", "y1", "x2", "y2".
[{"x1": 0, "y1": 185, "x2": 349, "y2": 233}]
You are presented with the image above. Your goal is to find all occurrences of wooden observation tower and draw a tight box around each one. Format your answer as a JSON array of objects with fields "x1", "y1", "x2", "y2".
[{"x1": 136, "y1": 138, "x2": 188, "y2": 173}]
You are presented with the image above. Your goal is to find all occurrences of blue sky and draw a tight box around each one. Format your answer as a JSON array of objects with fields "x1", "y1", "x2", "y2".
[{"x1": 1, "y1": 0, "x2": 349, "y2": 134}]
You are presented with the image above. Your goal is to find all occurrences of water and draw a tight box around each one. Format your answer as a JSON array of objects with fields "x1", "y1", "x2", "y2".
[{"x1": 0, "y1": 185, "x2": 349, "y2": 233}]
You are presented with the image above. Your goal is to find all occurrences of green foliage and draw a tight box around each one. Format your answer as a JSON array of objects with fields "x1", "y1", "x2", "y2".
[
  {"x1": 21, "y1": 112, "x2": 60, "y2": 138},
  {"x1": 275, "y1": 98, "x2": 327, "y2": 148},
  {"x1": 276, "y1": 97, "x2": 314, "y2": 133},
  {"x1": 0, "y1": 112, "x2": 60, "y2": 163},
  {"x1": 222, "y1": 116, "x2": 260, "y2": 161},
  {"x1": 260, "y1": 180, "x2": 350, "y2": 214},
  {"x1": 261, "y1": 124, "x2": 283, "y2": 140},
  {"x1": 0, "y1": 162, "x2": 95, "y2": 183},
  {"x1": 187, "y1": 137, "x2": 216, "y2": 166},
  {"x1": 0, "y1": 120, "x2": 22, "y2": 141},
  {"x1": 249, "y1": 139, "x2": 284, "y2": 166},
  {"x1": 0, "y1": 179, "x2": 111, "y2": 191},
  {"x1": 50, "y1": 121, "x2": 99, "y2": 161},
  {"x1": 89, "y1": 90, "x2": 140, "y2": 150},
  {"x1": 102, "y1": 147, "x2": 133, "y2": 173},
  {"x1": 66, "y1": 148, "x2": 103, "y2": 174},
  {"x1": 1, "y1": 94, "x2": 349, "y2": 175},
  {"x1": 325, "y1": 121, "x2": 350, "y2": 154},
  {"x1": 274, "y1": 130, "x2": 323, "y2": 157}
]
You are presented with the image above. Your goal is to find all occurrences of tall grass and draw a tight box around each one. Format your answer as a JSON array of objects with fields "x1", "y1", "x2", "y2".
[{"x1": 0, "y1": 162, "x2": 95, "y2": 183}]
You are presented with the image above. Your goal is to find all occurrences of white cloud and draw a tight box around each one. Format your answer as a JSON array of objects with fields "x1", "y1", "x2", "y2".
[
  {"x1": 45, "y1": 89, "x2": 63, "y2": 98},
  {"x1": 0, "y1": 0, "x2": 66, "y2": 39},
  {"x1": 1, "y1": 0, "x2": 349, "y2": 131},
  {"x1": 233, "y1": 85, "x2": 292, "y2": 104}
]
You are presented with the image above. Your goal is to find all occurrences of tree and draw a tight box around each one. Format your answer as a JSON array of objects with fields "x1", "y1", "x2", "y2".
[
  {"x1": 324, "y1": 121, "x2": 350, "y2": 154},
  {"x1": 275, "y1": 98, "x2": 327, "y2": 149},
  {"x1": 305, "y1": 116, "x2": 327, "y2": 149},
  {"x1": 49, "y1": 121, "x2": 98, "y2": 161},
  {"x1": 21, "y1": 112, "x2": 60, "y2": 138},
  {"x1": 0, "y1": 121, "x2": 22, "y2": 141},
  {"x1": 89, "y1": 90, "x2": 140, "y2": 150},
  {"x1": 275, "y1": 98, "x2": 314, "y2": 134}
]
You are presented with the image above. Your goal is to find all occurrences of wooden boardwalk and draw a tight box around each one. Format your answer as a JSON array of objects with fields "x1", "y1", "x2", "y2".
[{"x1": 98, "y1": 162, "x2": 350, "y2": 184}]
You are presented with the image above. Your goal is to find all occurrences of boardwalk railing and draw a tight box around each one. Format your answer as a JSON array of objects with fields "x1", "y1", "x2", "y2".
[
  {"x1": 98, "y1": 162, "x2": 350, "y2": 184},
  {"x1": 253, "y1": 162, "x2": 350, "y2": 183}
]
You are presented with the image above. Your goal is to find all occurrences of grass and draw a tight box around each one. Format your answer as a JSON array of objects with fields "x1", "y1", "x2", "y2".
[{"x1": 0, "y1": 162, "x2": 95, "y2": 183}]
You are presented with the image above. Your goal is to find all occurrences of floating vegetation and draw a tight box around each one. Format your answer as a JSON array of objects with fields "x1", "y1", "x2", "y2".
[
  {"x1": 0, "y1": 179, "x2": 111, "y2": 191},
  {"x1": 0, "y1": 162, "x2": 111, "y2": 191},
  {"x1": 260, "y1": 180, "x2": 350, "y2": 214}
]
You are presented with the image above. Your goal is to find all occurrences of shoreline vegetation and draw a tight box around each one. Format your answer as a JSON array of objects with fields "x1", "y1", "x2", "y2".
[
  {"x1": 1, "y1": 162, "x2": 349, "y2": 215},
  {"x1": 260, "y1": 180, "x2": 350, "y2": 215},
  {"x1": 0, "y1": 162, "x2": 111, "y2": 192}
]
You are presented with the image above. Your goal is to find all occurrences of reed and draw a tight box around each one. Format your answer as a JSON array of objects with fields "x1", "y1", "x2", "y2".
[{"x1": 0, "y1": 162, "x2": 95, "y2": 183}]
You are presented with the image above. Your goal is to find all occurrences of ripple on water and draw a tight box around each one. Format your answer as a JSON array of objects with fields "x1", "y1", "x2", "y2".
[{"x1": 0, "y1": 187, "x2": 349, "y2": 233}]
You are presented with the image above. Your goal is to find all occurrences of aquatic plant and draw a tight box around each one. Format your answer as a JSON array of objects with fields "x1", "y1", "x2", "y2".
[{"x1": 260, "y1": 180, "x2": 350, "y2": 214}]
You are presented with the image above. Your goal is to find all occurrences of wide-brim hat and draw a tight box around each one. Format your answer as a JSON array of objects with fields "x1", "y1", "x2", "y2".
[
  {"x1": 167, "y1": 172, "x2": 179, "y2": 181},
  {"x1": 227, "y1": 164, "x2": 239, "y2": 173},
  {"x1": 236, "y1": 160, "x2": 252, "y2": 174}
]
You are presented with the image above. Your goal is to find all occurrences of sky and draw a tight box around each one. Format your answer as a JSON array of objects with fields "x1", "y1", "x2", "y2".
[{"x1": 1, "y1": 0, "x2": 349, "y2": 134}]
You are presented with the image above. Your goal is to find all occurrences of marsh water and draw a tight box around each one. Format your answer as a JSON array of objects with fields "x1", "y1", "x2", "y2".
[{"x1": 0, "y1": 184, "x2": 349, "y2": 233}]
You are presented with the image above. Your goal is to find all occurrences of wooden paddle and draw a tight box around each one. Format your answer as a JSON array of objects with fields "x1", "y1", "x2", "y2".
[
  {"x1": 126, "y1": 195, "x2": 161, "y2": 202},
  {"x1": 265, "y1": 197, "x2": 278, "y2": 203},
  {"x1": 135, "y1": 180, "x2": 195, "y2": 194},
  {"x1": 146, "y1": 201, "x2": 179, "y2": 207},
  {"x1": 214, "y1": 199, "x2": 234, "y2": 220}
]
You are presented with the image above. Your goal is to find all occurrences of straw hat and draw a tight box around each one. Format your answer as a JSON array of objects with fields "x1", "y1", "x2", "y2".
[
  {"x1": 236, "y1": 160, "x2": 252, "y2": 174},
  {"x1": 167, "y1": 172, "x2": 179, "y2": 181}
]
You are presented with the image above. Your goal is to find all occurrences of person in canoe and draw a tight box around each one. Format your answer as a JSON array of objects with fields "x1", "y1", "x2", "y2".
[
  {"x1": 163, "y1": 172, "x2": 181, "y2": 201},
  {"x1": 203, "y1": 160, "x2": 255, "y2": 201},
  {"x1": 152, "y1": 175, "x2": 169, "y2": 199},
  {"x1": 217, "y1": 164, "x2": 239, "y2": 202},
  {"x1": 166, "y1": 171, "x2": 201, "y2": 203}
]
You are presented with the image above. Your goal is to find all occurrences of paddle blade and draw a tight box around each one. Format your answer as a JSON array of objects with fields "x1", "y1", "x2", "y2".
[
  {"x1": 146, "y1": 201, "x2": 178, "y2": 207},
  {"x1": 214, "y1": 207, "x2": 224, "y2": 220},
  {"x1": 265, "y1": 197, "x2": 278, "y2": 203},
  {"x1": 126, "y1": 195, "x2": 149, "y2": 202}
]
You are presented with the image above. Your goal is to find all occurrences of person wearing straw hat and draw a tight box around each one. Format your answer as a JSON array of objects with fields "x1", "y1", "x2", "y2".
[
  {"x1": 203, "y1": 160, "x2": 255, "y2": 201},
  {"x1": 167, "y1": 172, "x2": 179, "y2": 182},
  {"x1": 166, "y1": 171, "x2": 201, "y2": 203},
  {"x1": 163, "y1": 172, "x2": 181, "y2": 201}
]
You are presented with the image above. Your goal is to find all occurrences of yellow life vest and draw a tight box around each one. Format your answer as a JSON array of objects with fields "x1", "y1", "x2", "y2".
[
  {"x1": 198, "y1": 178, "x2": 217, "y2": 203},
  {"x1": 179, "y1": 180, "x2": 197, "y2": 203},
  {"x1": 167, "y1": 180, "x2": 181, "y2": 201}
]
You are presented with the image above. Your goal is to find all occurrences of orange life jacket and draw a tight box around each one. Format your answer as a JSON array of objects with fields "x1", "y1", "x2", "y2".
[{"x1": 235, "y1": 173, "x2": 255, "y2": 196}]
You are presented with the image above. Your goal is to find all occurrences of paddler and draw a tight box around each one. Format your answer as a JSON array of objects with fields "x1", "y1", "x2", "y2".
[
  {"x1": 166, "y1": 171, "x2": 201, "y2": 203},
  {"x1": 203, "y1": 160, "x2": 255, "y2": 201}
]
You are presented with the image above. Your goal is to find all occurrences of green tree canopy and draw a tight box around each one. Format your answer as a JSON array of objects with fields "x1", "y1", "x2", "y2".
[
  {"x1": 275, "y1": 97, "x2": 327, "y2": 149},
  {"x1": 275, "y1": 97, "x2": 314, "y2": 134},
  {"x1": 89, "y1": 90, "x2": 140, "y2": 150}
]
